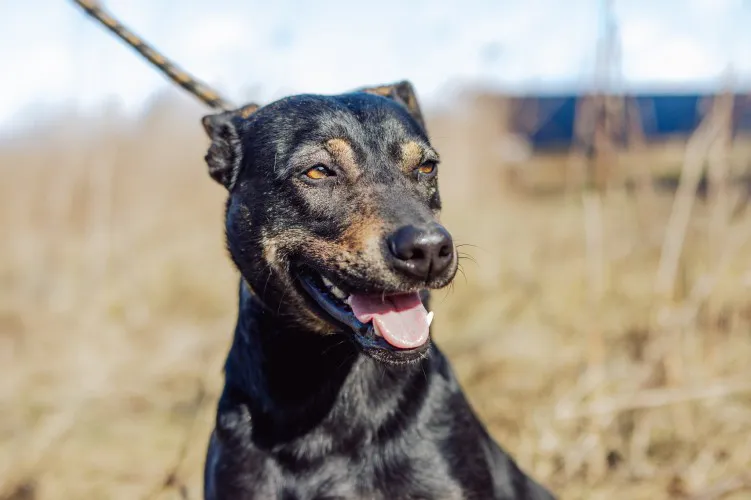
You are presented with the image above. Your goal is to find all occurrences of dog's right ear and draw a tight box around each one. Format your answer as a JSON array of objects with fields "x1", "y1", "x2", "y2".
[
  {"x1": 201, "y1": 103, "x2": 260, "y2": 190},
  {"x1": 360, "y1": 80, "x2": 426, "y2": 130}
]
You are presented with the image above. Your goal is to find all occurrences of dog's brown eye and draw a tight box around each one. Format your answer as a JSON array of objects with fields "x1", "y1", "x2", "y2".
[
  {"x1": 304, "y1": 165, "x2": 334, "y2": 180},
  {"x1": 417, "y1": 162, "x2": 437, "y2": 177}
]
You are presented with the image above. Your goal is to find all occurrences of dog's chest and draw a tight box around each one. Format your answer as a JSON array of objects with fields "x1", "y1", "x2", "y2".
[{"x1": 267, "y1": 444, "x2": 466, "y2": 500}]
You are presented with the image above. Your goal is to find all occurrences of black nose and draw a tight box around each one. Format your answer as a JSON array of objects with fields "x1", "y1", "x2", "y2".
[{"x1": 387, "y1": 224, "x2": 454, "y2": 281}]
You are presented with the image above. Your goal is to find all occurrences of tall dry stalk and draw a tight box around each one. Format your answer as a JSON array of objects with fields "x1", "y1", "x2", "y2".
[
  {"x1": 653, "y1": 119, "x2": 712, "y2": 396},
  {"x1": 624, "y1": 96, "x2": 658, "y2": 239},
  {"x1": 596, "y1": 95, "x2": 624, "y2": 195},
  {"x1": 652, "y1": 85, "x2": 738, "y2": 443},
  {"x1": 654, "y1": 103, "x2": 727, "y2": 300},
  {"x1": 568, "y1": 95, "x2": 594, "y2": 194},
  {"x1": 704, "y1": 88, "x2": 736, "y2": 376},
  {"x1": 706, "y1": 91, "x2": 735, "y2": 268},
  {"x1": 625, "y1": 97, "x2": 653, "y2": 199}
]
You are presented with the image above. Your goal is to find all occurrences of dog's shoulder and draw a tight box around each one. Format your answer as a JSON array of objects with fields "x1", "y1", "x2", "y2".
[
  {"x1": 204, "y1": 429, "x2": 282, "y2": 500},
  {"x1": 425, "y1": 349, "x2": 556, "y2": 499}
]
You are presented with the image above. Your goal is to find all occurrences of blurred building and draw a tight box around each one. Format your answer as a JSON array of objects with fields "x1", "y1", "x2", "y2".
[{"x1": 501, "y1": 91, "x2": 751, "y2": 151}]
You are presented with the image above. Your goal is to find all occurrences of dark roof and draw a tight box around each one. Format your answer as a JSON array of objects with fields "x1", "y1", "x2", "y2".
[{"x1": 506, "y1": 93, "x2": 751, "y2": 149}]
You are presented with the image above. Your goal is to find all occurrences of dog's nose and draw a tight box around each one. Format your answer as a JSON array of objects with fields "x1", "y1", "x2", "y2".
[{"x1": 387, "y1": 224, "x2": 454, "y2": 280}]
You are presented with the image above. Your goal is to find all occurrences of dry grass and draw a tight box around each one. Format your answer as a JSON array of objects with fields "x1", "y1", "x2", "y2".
[{"x1": 2, "y1": 93, "x2": 751, "y2": 500}]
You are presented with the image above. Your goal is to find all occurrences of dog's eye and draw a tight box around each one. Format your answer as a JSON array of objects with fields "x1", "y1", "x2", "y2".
[
  {"x1": 416, "y1": 161, "x2": 437, "y2": 178},
  {"x1": 304, "y1": 165, "x2": 335, "y2": 180}
]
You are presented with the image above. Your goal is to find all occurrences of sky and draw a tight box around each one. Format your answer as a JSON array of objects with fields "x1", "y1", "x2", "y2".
[{"x1": 1, "y1": 0, "x2": 750, "y2": 133}]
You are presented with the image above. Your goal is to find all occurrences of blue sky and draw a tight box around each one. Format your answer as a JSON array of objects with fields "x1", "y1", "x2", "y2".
[{"x1": 1, "y1": 0, "x2": 749, "y2": 132}]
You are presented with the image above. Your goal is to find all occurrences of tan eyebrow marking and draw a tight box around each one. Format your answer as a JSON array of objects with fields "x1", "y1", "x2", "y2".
[
  {"x1": 324, "y1": 138, "x2": 360, "y2": 177},
  {"x1": 400, "y1": 141, "x2": 426, "y2": 170}
]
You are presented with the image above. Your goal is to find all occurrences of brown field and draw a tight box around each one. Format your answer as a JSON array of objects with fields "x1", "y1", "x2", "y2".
[{"x1": 2, "y1": 92, "x2": 751, "y2": 500}]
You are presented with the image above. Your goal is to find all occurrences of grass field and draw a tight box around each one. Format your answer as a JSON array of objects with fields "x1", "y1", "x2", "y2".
[{"x1": 2, "y1": 93, "x2": 751, "y2": 500}]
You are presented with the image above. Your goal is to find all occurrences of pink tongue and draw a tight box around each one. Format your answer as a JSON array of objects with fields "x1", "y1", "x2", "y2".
[{"x1": 348, "y1": 292, "x2": 429, "y2": 349}]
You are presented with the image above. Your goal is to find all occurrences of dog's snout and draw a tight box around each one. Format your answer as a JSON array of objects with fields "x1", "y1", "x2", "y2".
[{"x1": 387, "y1": 224, "x2": 454, "y2": 280}]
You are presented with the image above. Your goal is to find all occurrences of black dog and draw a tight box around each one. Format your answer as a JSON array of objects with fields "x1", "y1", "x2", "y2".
[
  {"x1": 200, "y1": 83, "x2": 556, "y2": 500},
  {"x1": 71, "y1": 3, "x2": 556, "y2": 498}
]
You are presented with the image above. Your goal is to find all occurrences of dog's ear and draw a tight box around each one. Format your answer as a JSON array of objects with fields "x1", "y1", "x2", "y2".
[
  {"x1": 201, "y1": 103, "x2": 260, "y2": 190},
  {"x1": 360, "y1": 80, "x2": 426, "y2": 130}
]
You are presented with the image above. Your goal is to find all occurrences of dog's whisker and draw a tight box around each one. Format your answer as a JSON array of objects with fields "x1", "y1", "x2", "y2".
[
  {"x1": 455, "y1": 263, "x2": 468, "y2": 285},
  {"x1": 455, "y1": 242, "x2": 485, "y2": 253},
  {"x1": 457, "y1": 253, "x2": 478, "y2": 266},
  {"x1": 437, "y1": 286, "x2": 453, "y2": 305},
  {"x1": 321, "y1": 339, "x2": 347, "y2": 357},
  {"x1": 276, "y1": 273, "x2": 294, "y2": 316},
  {"x1": 261, "y1": 263, "x2": 274, "y2": 301}
]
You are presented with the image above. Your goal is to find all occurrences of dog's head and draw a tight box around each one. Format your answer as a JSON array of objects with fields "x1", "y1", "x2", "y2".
[{"x1": 202, "y1": 81, "x2": 457, "y2": 365}]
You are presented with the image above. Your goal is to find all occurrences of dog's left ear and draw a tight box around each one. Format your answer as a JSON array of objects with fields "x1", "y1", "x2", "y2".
[
  {"x1": 360, "y1": 80, "x2": 426, "y2": 130},
  {"x1": 201, "y1": 103, "x2": 260, "y2": 190}
]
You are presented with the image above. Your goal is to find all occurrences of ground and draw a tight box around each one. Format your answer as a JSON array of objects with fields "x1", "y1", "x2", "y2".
[{"x1": 1, "y1": 94, "x2": 751, "y2": 500}]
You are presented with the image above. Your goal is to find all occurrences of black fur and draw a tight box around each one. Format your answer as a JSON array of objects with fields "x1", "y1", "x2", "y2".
[{"x1": 202, "y1": 84, "x2": 556, "y2": 500}]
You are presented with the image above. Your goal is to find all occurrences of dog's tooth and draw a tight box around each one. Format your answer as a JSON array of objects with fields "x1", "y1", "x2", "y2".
[
  {"x1": 331, "y1": 286, "x2": 348, "y2": 300},
  {"x1": 321, "y1": 276, "x2": 335, "y2": 289},
  {"x1": 426, "y1": 311, "x2": 434, "y2": 327}
]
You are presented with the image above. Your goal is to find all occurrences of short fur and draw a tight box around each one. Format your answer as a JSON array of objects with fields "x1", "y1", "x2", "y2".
[
  {"x1": 71, "y1": 3, "x2": 557, "y2": 498},
  {"x1": 201, "y1": 90, "x2": 556, "y2": 500}
]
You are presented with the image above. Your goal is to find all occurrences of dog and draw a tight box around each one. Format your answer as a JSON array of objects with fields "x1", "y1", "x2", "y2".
[{"x1": 73, "y1": 2, "x2": 557, "y2": 499}]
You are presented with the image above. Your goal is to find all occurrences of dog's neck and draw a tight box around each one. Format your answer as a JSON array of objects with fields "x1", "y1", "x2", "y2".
[{"x1": 219, "y1": 280, "x2": 430, "y2": 448}]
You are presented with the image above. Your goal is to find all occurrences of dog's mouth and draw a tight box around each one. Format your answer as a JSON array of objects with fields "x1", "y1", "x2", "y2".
[{"x1": 297, "y1": 269, "x2": 433, "y2": 356}]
